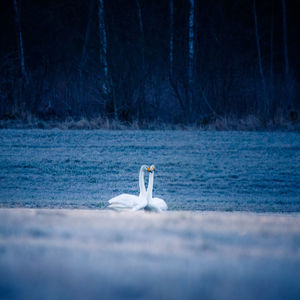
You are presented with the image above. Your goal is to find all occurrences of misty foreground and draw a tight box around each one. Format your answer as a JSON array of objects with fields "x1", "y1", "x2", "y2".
[{"x1": 0, "y1": 209, "x2": 299, "y2": 300}]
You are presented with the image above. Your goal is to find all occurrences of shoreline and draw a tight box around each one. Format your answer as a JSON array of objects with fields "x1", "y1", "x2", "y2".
[
  {"x1": 1, "y1": 206, "x2": 300, "y2": 214},
  {"x1": 1, "y1": 117, "x2": 299, "y2": 131}
]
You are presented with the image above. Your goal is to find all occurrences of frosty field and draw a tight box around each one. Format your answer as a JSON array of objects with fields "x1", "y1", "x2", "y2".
[
  {"x1": 0, "y1": 209, "x2": 300, "y2": 300},
  {"x1": 0, "y1": 129, "x2": 299, "y2": 211}
]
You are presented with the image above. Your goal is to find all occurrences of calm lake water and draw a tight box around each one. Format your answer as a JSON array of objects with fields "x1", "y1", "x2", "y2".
[{"x1": 0, "y1": 130, "x2": 299, "y2": 212}]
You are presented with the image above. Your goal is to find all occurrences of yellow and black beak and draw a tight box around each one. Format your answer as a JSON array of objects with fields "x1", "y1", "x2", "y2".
[{"x1": 146, "y1": 167, "x2": 152, "y2": 173}]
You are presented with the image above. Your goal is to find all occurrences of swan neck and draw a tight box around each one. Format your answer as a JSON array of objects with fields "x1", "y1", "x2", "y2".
[
  {"x1": 139, "y1": 167, "x2": 146, "y2": 196},
  {"x1": 148, "y1": 172, "x2": 154, "y2": 200}
]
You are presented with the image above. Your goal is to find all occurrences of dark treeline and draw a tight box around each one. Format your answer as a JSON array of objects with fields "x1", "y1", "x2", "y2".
[{"x1": 0, "y1": 0, "x2": 299, "y2": 127}]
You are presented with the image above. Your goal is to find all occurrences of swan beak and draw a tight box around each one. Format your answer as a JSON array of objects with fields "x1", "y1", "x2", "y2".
[{"x1": 146, "y1": 167, "x2": 152, "y2": 173}]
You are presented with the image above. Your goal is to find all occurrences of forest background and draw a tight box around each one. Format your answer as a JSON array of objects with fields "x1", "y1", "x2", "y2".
[{"x1": 0, "y1": 0, "x2": 299, "y2": 129}]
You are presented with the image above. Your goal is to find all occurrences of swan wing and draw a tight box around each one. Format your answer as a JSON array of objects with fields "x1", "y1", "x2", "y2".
[
  {"x1": 108, "y1": 193, "x2": 139, "y2": 206},
  {"x1": 108, "y1": 193, "x2": 147, "y2": 211}
]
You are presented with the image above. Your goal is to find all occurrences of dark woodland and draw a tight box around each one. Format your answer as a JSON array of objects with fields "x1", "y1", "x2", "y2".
[{"x1": 0, "y1": 0, "x2": 299, "y2": 128}]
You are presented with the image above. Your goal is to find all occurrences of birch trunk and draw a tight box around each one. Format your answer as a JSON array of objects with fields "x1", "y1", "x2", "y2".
[
  {"x1": 269, "y1": 8, "x2": 274, "y2": 113},
  {"x1": 13, "y1": 0, "x2": 28, "y2": 84},
  {"x1": 188, "y1": 0, "x2": 194, "y2": 116},
  {"x1": 98, "y1": 0, "x2": 108, "y2": 81},
  {"x1": 98, "y1": 0, "x2": 117, "y2": 119},
  {"x1": 79, "y1": 0, "x2": 94, "y2": 82},
  {"x1": 169, "y1": 0, "x2": 174, "y2": 76},
  {"x1": 253, "y1": 0, "x2": 269, "y2": 117},
  {"x1": 281, "y1": 0, "x2": 289, "y2": 78},
  {"x1": 270, "y1": 13, "x2": 273, "y2": 84},
  {"x1": 136, "y1": 0, "x2": 145, "y2": 122}
]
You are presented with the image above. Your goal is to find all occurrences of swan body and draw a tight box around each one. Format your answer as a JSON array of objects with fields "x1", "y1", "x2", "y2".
[
  {"x1": 108, "y1": 194, "x2": 146, "y2": 211},
  {"x1": 108, "y1": 165, "x2": 148, "y2": 211},
  {"x1": 107, "y1": 164, "x2": 168, "y2": 212},
  {"x1": 146, "y1": 165, "x2": 168, "y2": 212},
  {"x1": 146, "y1": 197, "x2": 168, "y2": 212}
]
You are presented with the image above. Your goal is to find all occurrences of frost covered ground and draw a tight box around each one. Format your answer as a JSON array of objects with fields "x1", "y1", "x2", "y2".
[
  {"x1": 0, "y1": 130, "x2": 299, "y2": 211},
  {"x1": 0, "y1": 209, "x2": 299, "y2": 300}
]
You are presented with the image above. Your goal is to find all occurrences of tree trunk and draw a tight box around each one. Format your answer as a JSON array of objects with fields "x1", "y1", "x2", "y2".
[
  {"x1": 135, "y1": 0, "x2": 145, "y2": 122},
  {"x1": 187, "y1": 0, "x2": 194, "y2": 117},
  {"x1": 269, "y1": 7, "x2": 274, "y2": 115},
  {"x1": 253, "y1": 0, "x2": 269, "y2": 117},
  {"x1": 13, "y1": 0, "x2": 28, "y2": 84},
  {"x1": 270, "y1": 12, "x2": 273, "y2": 84},
  {"x1": 79, "y1": 0, "x2": 94, "y2": 115},
  {"x1": 281, "y1": 0, "x2": 289, "y2": 78},
  {"x1": 79, "y1": 0, "x2": 94, "y2": 82},
  {"x1": 98, "y1": 0, "x2": 117, "y2": 119},
  {"x1": 169, "y1": 0, "x2": 174, "y2": 77}
]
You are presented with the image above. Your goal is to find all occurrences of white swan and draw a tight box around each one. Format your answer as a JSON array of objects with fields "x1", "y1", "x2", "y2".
[
  {"x1": 107, "y1": 165, "x2": 150, "y2": 211},
  {"x1": 146, "y1": 165, "x2": 168, "y2": 212}
]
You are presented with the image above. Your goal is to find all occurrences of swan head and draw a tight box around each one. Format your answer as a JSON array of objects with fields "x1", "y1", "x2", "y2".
[
  {"x1": 147, "y1": 165, "x2": 155, "y2": 173},
  {"x1": 140, "y1": 165, "x2": 149, "y2": 172}
]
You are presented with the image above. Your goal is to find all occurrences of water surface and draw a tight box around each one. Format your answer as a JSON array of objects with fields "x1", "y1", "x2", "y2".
[{"x1": 0, "y1": 130, "x2": 299, "y2": 211}]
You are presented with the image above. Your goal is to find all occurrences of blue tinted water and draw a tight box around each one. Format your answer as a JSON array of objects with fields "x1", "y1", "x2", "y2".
[{"x1": 0, "y1": 130, "x2": 299, "y2": 211}]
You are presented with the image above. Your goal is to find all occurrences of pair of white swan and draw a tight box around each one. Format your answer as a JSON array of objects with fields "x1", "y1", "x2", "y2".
[{"x1": 108, "y1": 165, "x2": 167, "y2": 212}]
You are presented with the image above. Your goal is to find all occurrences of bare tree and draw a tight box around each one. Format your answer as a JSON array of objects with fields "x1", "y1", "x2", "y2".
[
  {"x1": 168, "y1": 0, "x2": 187, "y2": 118},
  {"x1": 188, "y1": 0, "x2": 195, "y2": 116},
  {"x1": 281, "y1": 0, "x2": 289, "y2": 78},
  {"x1": 79, "y1": 0, "x2": 94, "y2": 82},
  {"x1": 12, "y1": 0, "x2": 28, "y2": 84},
  {"x1": 169, "y1": 0, "x2": 195, "y2": 121},
  {"x1": 253, "y1": 0, "x2": 269, "y2": 116},
  {"x1": 269, "y1": 4, "x2": 274, "y2": 113},
  {"x1": 135, "y1": 0, "x2": 146, "y2": 122},
  {"x1": 270, "y1": 8, "x2": 274, "y2": 84},
  {"x1": 98, "y1": 0, "x2": 117, "y2": 119},
  {"x1": 169, "y1": 0, "x2": 174, "y2": 76}
]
